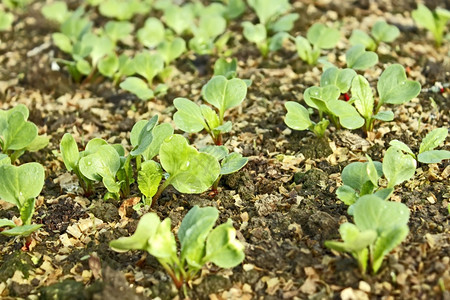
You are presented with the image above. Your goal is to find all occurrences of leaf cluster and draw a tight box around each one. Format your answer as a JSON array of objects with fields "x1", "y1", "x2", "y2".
[
  {"x1": 349, "y1": 20, "x2": 400, "y2": 51},
  {"x1": 0, "y1": 104, "x2": 49, "y2": 162},
  {"x1": 110, "y1": 205, "x2": 245, "y2": 289},
  {"x1": 412, "y1": 4, "x2": 450, "y2": 47}
]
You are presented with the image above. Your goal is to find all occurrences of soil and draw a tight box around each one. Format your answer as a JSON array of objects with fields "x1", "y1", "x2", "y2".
[{"x1": 0, "y1": 1, "x2": 449, "y2": 300}]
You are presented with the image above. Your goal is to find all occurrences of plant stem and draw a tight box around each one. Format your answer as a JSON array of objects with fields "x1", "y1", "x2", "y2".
[{"x1": 151, "y1": 177, "x2": 172, "y2": 208}]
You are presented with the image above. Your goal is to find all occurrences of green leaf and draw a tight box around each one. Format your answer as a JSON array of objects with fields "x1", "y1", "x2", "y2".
[
  {"x1": 365, "y1": 155, "x2": 382, "y2": 187},
  {"x1": 0, "y1": 163, "x2": 45, "y2": 208},
  {"x1": 133, "y1": 52, "x2": 165, "y2": 85},
  {"x1": 76, "y1": 59, "x2": 92, "y2": 75},
  {"x1": 41, "y1": 1, "x2": 70, "y2": 24},
  {"x1": 242, "y1": 22, "x2": 267, "y2": 44},
  {"x1": 325, "y1": 100, "x2": 365, "y2": 129},
  {"x1": 130, "y1": 115, "x2": 158, "y2": 156},
  {"x1": 0, "y1": 11, "x2": 14, "y2": 31},
  {"x1": 417, "y1": 150, "x2": 450, "y2": 164},
  {"x1": 105, "y1": 21, "x2": 134, "y2": 43},
  {"x1": 346, "y1": 44, "x2": 378, "y2": 70},
  {"x1": 304, "y1": 85, "x2": 340, "y2": 111},
  {"x1": 199, "y1": 146, "x2": 229, "y2": 161},
  {"x1": 26, "y1": 135, "x2": 49, "y2": 152},
  {"x1": 284, "y1": 101, "x2": 312, "y2": 131},
  {"x1": 159, "y1": 135, "x2": 221, "y2": 194},
  {"x1": 294, "y1": 35, "x2": 315, "y2": 64},
  {"x1": 138, "y1": 160, "x2": 163, "y2": 200},
  {"x1": 202, "y1": 76, "x2": 247, "y2": 116},
  {"x1": 419, "y1": 127, "x2": 448, "y2": 153},
  {"x1": 372, "y1": 110, "x2": 394, "y2": 121},
  {"x1": 173, "y1": 98, "x2": 207, "y2": 133},
  {"x1": 351, "y1": 75, "x2": 374, "y2": 119},
  {"x1": 163, "y1": 4, "x2": 195, "y2": 35},
  {"x1": 412, "y1": 5, "x2": 437, "y2": 38},
  {"x1": 336, "y1": 185, "x2": 358, "y2": 205},
  {"x1": 307, "y1": 23, "x2": 340, "y2": 49},
  {"x1": 214, "y1": 58, "x2": 237, "y2": 79},
  {"x1": 373, "y1": 188, "x2": 393, "y2": 201},
  {"x1": 377, "y1": 64, "x2": 421, "y2": 105},
  {"x1": 269, "y1": 13, "x2": 299, "y2": 32},
  {"x1": 204, "y1": 219, "x2": 245, "y2": 268},
  {"x1": 137, "y1": 17, "x2": 165, "y2": 48},
  {"x1": 220, "y1": 153, "x2": 248, "y2": 175},
  {"x1": 79, "y1": 144, "x2": 121, "y2": 193},
  {"x1": 353, "y1": 195, "x2": 410, "y2": 234},
  {"x1": 349, "y1": 30, "x2": 376, "y2": 51},
  {"x1": 371, "y1": 21, "x2": 400, "y2": 43},
  {"x1": 1, "y1": 111, "x2": 38, "y2": 151},
  {"x1": 144, "y1": 123, "x2": 174, "y2": 161},
  {"x1": 383, "y1": 146, "x2": 416, "y2": 188},
  {"x1": 388, "y1": 140, "x2": 414, "y2": 157},
  {"x1": 0, "y1": 154, "x2": 11, "y2": 166},
  {"x1": 372, "y1": 225, "x2": 409, "y2": 274},
  {"x1": 81, "y1": 32, "x2": 114, "y2": 66},
  {"x1": 98, "y1": 53, "x2": 119, "y2": 78},
  {"x1": 147, "y1": 218, "x2": 177, "y2": 261},
  {"x1": 178, "y1": 205, "x2": 219, "y2": 268},
  {"x1": 158, "y1": 37, "x2": 186, "y2": 65},
  {"x1": 52, "y1": 32, "x2": 73, "y2": 53},
  {"x1": 1, "y1": 224, "x2": 42, "y2": 237},
  {"x1": 120, "y1": 77, "x2": 154, "y2": 101},
  {"x1": 20, "y1": 197, "x2": 36, "y2": 225},
  {"x1": 247, "y1": 0, "x2": 290, "y2": 25},
  {"x1": 341, "y1": 162, "x2": 371, "y2": 191},
  {"x1": 0, "y1": 218, "x2": 16, "y2": 228},
  {"x1": 325, "y1": 222, "x2": 377, "y2": 253},
  {"x1": 110, "y1": 213, "x2": 160, "y2": 252},
  {"x1": 320, "y1": 67, "x2": 357, "y2": 93},
  {"x1": 268, "y1": 31, "x2": 289, "y2": 52}
]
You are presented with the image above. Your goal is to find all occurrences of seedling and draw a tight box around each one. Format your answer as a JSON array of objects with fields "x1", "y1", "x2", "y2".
[
  {"x1": 200, "y1": 145, "x2": 248, "y2": 190},
  {"x1": 284, "y1": 102, "x2": 330, "y2": 137},
  {"x1": 137, "y1": 134, "x2": 221, "y2": 206},
  {"x1": 60, "y1": 134, "x2": 133, "y2": 199},
  {"x1": 412, "y1": 4, "x2": 450, "y2": 47},
  {"x1": 41, "y1": 1, "x2": 70, "y2": 24},
  {"x1": 98, "y1": 0, "x2": 151, "y2": 21},
  {"x1": 0, "y1": 104, "x2": 49, "y2": 162},
  {"x1": 189, "y1": 14, "x2": 228, "y2": 55},
  {"x1": 137, "y1": 17, "x2": 166, "y2": 48},
  {"x1": 325, "y1": 195, "x2": 410, "y2": 274},
  {"x1": 350, "y1": 64, "x2": 421, "y2": 131},
  {"x1": 389, "y1": 127, "x2": 450, "y2": 164},
  {"x1": 173, "y1": 76, "x2": 247, "y2": 145},
  {"x1": 336, "y1": 147, "x2": 416, "y2": 209},
  {"x1": 345, "y1": 44, "x2": 378, "y2": 70},
  {"x1": 0, "y1": 162, "x2": 44, "y2": 236},
  {"x1": 349, "y1": 20, "x2": 400, "y2": 51},
  {"x1": 110, "y1": 205, "x2": 245, "y2": 292},
  {"x1": 104, "y1": 20, "x2": 134, "y2": 45},
  {"x1": 242, "y1": 23, "x2": 292, "y2": 57},
  {"x1": 293, "y1": 23, "x2": 340, "y2": 65},
  {"x1": 213, "y1": 57, "x2": 252, "y2": 86}
]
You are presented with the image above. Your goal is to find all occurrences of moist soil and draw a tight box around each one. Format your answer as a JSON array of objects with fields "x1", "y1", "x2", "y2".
[{"x1": 0, "y1": 1, "x2": 449, "y2": 300}]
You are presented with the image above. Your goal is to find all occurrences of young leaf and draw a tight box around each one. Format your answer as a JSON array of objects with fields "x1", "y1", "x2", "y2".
[
  {"x1": 60, "y1": 133, "x2": 80, "y2": 172},
  {"x1": 304, "y1": 85, "x2": 341, "y2": 110},
  {"x1": 220, "y1": 153, "x2": 248, "y2": 175},
  {"x1": 173, "y1": 98, "x2": 208, "y2": 133},
  {"x1": 320, "y1": 67, "x2": 357, "y2": 93},
  {"x1": 105, "y1": 21, "x2": 134, "y2": 43},
  {"x1": 353, "y1": 195, "x2": 410, "y2": 234},
  {"x1": 137, "y1": 18, "x2": 165, "y2": 48},
  {"x1": 79, "y1": 144, "x2": 121, "y2": 193},
  {"x1": 388, "y1": 140, "x2": 414, "y2": 157},
  {"x1": 307, "y1": 23, "x2": 340, "y2": 49},
  {"x1": 351, "y1": 75, "x2": 374, "y2": 120},
  {"x1": 202, "y1": 76, "x2": 247, "y2": 119},
  {"x1": 284, "y1": 101, "x2": 313, "y2": 131},
  {"x1": 1, "y1": 111, "x2": 38, "y2": 151},
  {"x1": 383, "y1": 146, "x2": 416, "y2": 188},
  {"x1": 417, "y1": 150, "x2": 450, "y2": 164},
  {"x1": 377, "y1": 64, "x2": 421, "y2": 106},
  {"x1": 147, "y1": 218, "x2": 177, "y2": 261},
  {"x1": 199, "y1": 146, "x2": 229, "y2": 161},
  {"x1": 336, "y1": 185, "x2": 358, "y2": 206},
  {"x1": 0, "y1": 163, "x2": 45, "y2": 208},
  {"x1": 1, "y1": 224, "x2": 42, "y2": 237},
  {"x1": 130, "y1": 115, "x2": 158, "y2": 157},
  {"x1": 419, "y1": 127, "x2": 448, "y2": 153},
  {"x1": 204, "y1": 219, "x2": 245, "y2": 268},
  {"x1": 242, "y1": 22, "x2": 267, "y2": 45},
  {"x1": 159, "y1": 135, "x2": 221, "y2": 194},
  {"x1": 372, "y1": 225, "x2": 409, "y2": 273},
  {"x1": 214, "y1": 58, "x2": 237, "y2": 79},
  {"x1": 120, "y1": 77, "x2": 154, "y2": 101},
  {"x1": 371, "y1": 20, "x2": 400, "y2": 43},
  {"x1": 346, "y1": 44, "x2": 378, "y2": 70},
  {"x1": 269, "y1": 13, "x2": 299, "y2": 32},
  {"x1": 110, "y1": 213, "x2": 161, "y2": 252},
  {"x1": 349, "y1": 29, "x2": 376, "y2": 51},
  {"x1": 247, "y1": 0, "x2": 290, "y2": 25},
  {"x1": 138, "y1": 160, "x2": 163, "y2": 199},
  {"x1": 158, "y1": 37, "x2": 186, "y2": 65},
  {"x1": 133, "y1": 52, "x2": 164, "y2": 85},
  {"x1": 178, "y1": 205, "x2": 219, "y2": 268},
  {"x1": 41, "y1": 1, "x2": 70, "y2": 24},
  {"x1": 294, "y1": 35, "x2": 317, "y2": 65},
  {"x1": 98, "y1": 53, "x2": 119, "y2": 78}
]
